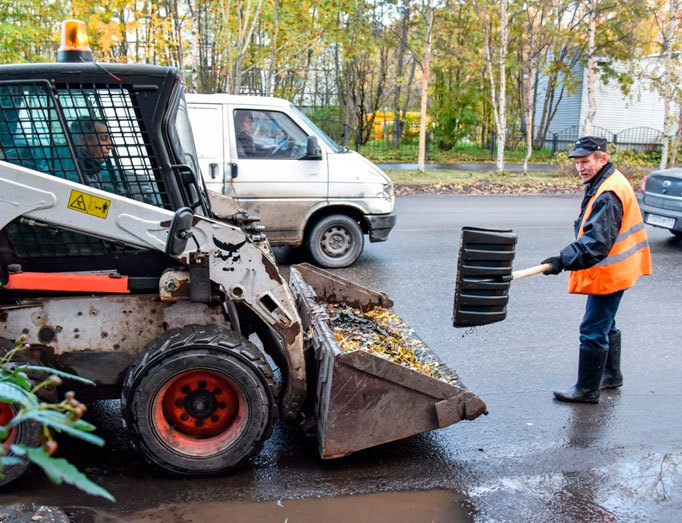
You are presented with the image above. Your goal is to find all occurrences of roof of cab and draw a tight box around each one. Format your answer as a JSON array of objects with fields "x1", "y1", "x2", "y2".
[{"x1": 184, "y1": 93, "x2": 291, "y2": 108}]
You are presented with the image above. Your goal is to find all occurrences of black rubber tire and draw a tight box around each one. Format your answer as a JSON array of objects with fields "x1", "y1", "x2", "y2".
[
  {"x1": 121, "y1": 325, "x2": 277, "y2": 476},
  {"x1": 0, "y1": 404, "x2": 41, "y2": 487},
  {"x1": 671, "y1": 230, "x2": 682, "y2": 239},
  {"x1": 0, "y1": 337, "x2": 41, "y2": 487},
  {"x1": 305, "y1": 214, "x2": 364, "y2": 268}
]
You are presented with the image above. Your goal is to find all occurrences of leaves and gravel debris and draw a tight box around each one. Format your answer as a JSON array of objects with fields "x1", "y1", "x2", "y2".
[
  {"x1": 395, "y1": 179, "x2": 583, "y2": 196},
  {"x1": 325, "y1": 303, "x2": 458, "y2": 385}
]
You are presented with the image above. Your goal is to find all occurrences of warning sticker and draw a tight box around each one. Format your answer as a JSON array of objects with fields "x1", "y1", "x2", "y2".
[{"x1": 67, "y1": 190, "x2": 111, "y2": 219}]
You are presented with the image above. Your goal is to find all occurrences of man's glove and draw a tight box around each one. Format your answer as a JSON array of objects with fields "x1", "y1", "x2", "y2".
[{"x1": 541, "y1": 256, "x2": 564, "y2": 275}]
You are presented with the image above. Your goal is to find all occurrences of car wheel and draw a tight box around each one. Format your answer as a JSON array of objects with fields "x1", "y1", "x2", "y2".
[
  {"x1": 122, "y1": 325, "x2": 277, "y2": 475},
  {"x1": 305, "y1": 214, "x2": 364, "y2": 268}
]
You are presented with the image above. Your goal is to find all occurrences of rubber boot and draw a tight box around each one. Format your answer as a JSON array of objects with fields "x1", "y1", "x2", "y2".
[
  {"x1": 600, "y1": 330, "x2": 623, "y2": 389},
  {"x1": 554, "y1": 347, "x2": 608, "y2": 404}
]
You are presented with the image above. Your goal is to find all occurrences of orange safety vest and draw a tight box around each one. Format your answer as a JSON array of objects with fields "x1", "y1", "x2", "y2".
[{"x1": 568, "y1": 170, "x2": 652, "y2": 295}]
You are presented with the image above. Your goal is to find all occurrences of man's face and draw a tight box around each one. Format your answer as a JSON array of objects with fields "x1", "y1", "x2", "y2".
[
  {"x1": 574, "y1": 152, "x2": 608, "y2": 183},
  {"x1": 84, "y1": 123, "x2": 113, "y2": 162},
  {"x1": 240, "y1": 114, "x2": 253, "y2": 132}
]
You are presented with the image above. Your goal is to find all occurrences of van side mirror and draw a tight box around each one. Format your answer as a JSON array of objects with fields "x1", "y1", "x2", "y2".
[{"x1": 303, "y1": 136, "x2": 322, "y2": 160}]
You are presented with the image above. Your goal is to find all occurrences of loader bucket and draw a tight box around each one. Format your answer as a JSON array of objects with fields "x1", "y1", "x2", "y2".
[{"x1": 289, "y1": 263, "x2": 487, "y2": 459}]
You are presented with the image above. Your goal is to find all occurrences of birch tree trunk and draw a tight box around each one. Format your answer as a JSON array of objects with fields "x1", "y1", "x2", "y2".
[
  {"x1": 670, "y1": 106, "x2": 682, "y2": 166},
  {"x1": 523, "y1": 65, "x2": 534, "y2": 175},
  {"x1": 418, "y1": 0, "x2": 434, "y2": 172},
  {"x1": 495, "y1": 0, "x2": 508, "y2": 173},
  {"x1": 231, "y1": 0, "x2": 264, "y2": 94},
  {"x1": 480, "y1": 0, "x2": 507, "y2": 173},
  {"x1": 660, "y1": 0, "x2": 677, "y2": 170},
  {"x1": 189, "y1": 0, "x2": 199, "y2": 93},
  {"x1": 583, "y1": 0, "x2": 597, "y2": 135},
  {"x1": 264, "y1": 0, "x2": 279, "y2": 97},
  {"x1": 168, "y1": 0, "x2": 185, "y2": 83},
  {"x1": 393, "y1": 0, "x2": 411, "y2": 148}
]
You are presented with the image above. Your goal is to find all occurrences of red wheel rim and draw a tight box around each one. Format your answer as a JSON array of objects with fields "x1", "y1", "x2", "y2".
[
  {"x1": 0, "y1": 403, "x2": 17, "y2": 449},
  {"x1": 152, "y1": 370, "x2": 246, "y2": 457},
  {"x1": 161, "y1": 370, "x2": 239, "y2": 438}
]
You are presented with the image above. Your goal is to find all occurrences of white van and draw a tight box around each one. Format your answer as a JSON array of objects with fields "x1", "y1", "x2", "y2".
[{"x1": 185, "y1": 94, "x2": 396, "y2": 268}]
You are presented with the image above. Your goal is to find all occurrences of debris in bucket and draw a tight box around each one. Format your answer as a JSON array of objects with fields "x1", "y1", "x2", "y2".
[{"x1": 325, "y1": 303, "x2": 458, "y2": 384}]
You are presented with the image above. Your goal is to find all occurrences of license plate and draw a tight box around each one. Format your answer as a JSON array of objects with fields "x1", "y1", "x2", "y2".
[{"x1": 646, "y1": 213, "x2": 676, "y2": 229}]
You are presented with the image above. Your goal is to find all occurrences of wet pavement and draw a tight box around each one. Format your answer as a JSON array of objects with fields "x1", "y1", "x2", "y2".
[{"x1": 1, "y1": 195, "x2": 681, "y2": 521}]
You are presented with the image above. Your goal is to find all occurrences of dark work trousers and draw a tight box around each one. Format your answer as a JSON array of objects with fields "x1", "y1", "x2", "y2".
[{"x1": 579, "y1": 290, "x2": 625, "y2": 350}]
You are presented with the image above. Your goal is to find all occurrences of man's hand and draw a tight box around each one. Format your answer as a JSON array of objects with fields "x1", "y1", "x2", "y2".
[{"x1": 541, "y1": 256, "x2": 564, "y2": 275}]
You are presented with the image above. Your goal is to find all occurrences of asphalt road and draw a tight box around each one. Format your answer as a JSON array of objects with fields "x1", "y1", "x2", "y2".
[{"x1": 1, "y1": 194, "x2": 680, "y2": 521}]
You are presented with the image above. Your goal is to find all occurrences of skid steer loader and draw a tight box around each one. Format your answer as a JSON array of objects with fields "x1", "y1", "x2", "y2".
[{"x1": 0, "y1": 21, "x2": 486, "y2": 485}]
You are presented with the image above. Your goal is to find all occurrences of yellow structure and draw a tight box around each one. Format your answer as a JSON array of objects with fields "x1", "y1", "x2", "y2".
[{"x1": 368, "y1": 111, "x2": 430, "y2": 140}]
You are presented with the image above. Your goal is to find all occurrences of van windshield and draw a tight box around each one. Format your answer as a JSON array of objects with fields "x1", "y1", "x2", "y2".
[{"x1": 289, "y1": 104, "x2": 343, "y2": 153}]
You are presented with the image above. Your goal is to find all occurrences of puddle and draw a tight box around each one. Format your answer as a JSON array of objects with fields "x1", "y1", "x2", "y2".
[{"x1": 78, "y1": 489, "x2": 472, "y2": 523}]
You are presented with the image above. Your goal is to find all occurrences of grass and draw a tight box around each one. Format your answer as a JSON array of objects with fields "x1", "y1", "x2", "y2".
[
  {"x1": 359, "y1": 141, "x2": 557, "y2": 164},
  {"x1": 385, "y1": 169, "x2": 562, "y2": 185},
  {"x1": 384, "y1": 169, "x2": 583, "y2": 194},
  {"x1": 384, "y1": 168, "x2": 647, "y2": 194}
]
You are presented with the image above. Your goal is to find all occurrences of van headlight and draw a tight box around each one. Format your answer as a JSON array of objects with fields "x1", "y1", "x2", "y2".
[{"x1": 381, "y1": 180, "x2": 394, "y2": 201}]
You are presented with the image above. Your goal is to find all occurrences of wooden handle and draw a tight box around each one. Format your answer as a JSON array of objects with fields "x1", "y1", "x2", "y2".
[{"x1": 511, "y1": 263, "x2": 551, "y2": 280}]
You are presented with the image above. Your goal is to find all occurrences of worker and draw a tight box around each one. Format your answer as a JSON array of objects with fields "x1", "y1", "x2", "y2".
[
  {"x1": 70, "y1": 116, "x2": 114, "y2": 189},
  {"x1": 234, "y1": 110, "x2": 256, "y2": 158},
  {"x1": 70, "y1": 116, "x2": 160, "y2": 206},
  {"x1": 541, "y1": 136, "x2": 652, "y2": 404}
]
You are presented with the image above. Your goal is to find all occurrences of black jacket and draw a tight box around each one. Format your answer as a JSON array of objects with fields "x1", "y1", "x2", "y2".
[
  {"x1": 77, "y1": 151, "x2": 161, "y2": 206},
  {"x1": 559, "y1": 162, "x2": 624, "y2": 271}
]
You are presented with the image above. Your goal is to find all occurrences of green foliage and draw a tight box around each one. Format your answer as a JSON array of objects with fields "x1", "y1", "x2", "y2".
[
  {"x1": 0, "y1": 337, "x2": 113, "y2": 501},
  {"x1": 550, "y1": 146, "x2": 656, "y2": 180},
  {"x1": 305, "y1": 105, "x2": 344, "y2": 142},
  {"x1": 0, "y1": 0, "x2": 66, "y2": 63},
  {"x1": 360, "y1": 139, "x2": 555, "y2": 164},
  {"x1": 0, "y1": 0, "x2": 672, "y2": 163}
]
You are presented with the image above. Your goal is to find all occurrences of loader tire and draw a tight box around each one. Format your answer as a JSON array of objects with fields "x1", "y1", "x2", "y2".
[
  {"x1": 305, "y1": 214, "x2": 364, "y2": 268},
  {"x1": 0, "y1": 402, "x2": 41, "y2": 487},
  {"x1": 121, "y1": 325, "x2": 277, "y2": 475}
]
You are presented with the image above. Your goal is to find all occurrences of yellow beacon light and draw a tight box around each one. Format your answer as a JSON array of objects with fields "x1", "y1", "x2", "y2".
[{"x1": 57, "y1": 20, "x2": 94, "y2": 63}]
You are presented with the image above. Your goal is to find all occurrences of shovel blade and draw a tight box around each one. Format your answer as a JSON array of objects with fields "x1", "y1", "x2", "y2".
[{"x1": 453, "y1": 227, "x2": 517, "y2": 327}]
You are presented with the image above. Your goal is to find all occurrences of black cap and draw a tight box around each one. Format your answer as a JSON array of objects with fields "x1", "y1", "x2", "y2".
[{"x1": 568, "y1": 136, "x2": 607, "y2": 158}]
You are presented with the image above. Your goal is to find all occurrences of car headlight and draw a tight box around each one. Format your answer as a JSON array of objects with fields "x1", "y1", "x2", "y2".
[{"x1": 381, "y1": 180, "x2": 394, "y2": 201}]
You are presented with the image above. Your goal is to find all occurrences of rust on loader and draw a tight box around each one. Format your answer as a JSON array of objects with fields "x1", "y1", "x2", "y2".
[{"x1": 290, "y1": 263, "x2": 487, "y2": 459}]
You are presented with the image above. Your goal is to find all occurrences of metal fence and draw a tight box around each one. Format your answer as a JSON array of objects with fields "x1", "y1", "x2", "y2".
[
  {"x1": 308, "y1": 110, "x2": 665, "y2": 159},
  {"x1": 544, "y1": 125, "x2": 663, "y2": 154}
]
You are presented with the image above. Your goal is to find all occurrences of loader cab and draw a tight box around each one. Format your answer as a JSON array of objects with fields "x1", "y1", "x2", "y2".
[{"x1": 0, "y1": 62, "x2": 208, "y2": 274}]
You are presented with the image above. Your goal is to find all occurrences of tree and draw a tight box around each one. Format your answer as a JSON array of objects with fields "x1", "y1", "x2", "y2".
[
  {"x1": 577, "y1": 0, "x2": 649, "y2": 136},
  {"x1": 417, "y1": 0, "x2": 434, "y2": 172},
  {"x1": 476, "y1": 0, "x2": 508, "y2": 173},
  {"x1": 0, "y1": 0, "x2": 66, "y2": 63},
  {"x1": 391, "y1": 0, "x2": 411, "y2": 148},
  {"x1": 656, "y1": 0, "x2": 680, "y2": 169},
  {"x1": 532, "y1": 1, "x2": 583, "y2": 149}
]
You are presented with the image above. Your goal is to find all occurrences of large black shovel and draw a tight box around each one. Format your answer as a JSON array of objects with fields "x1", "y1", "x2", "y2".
[{"x1": 453, "y1": 227, "x2": 550, "y2": 327}]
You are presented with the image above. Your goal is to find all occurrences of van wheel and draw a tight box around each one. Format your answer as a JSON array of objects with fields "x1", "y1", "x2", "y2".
[
  {"x1": 122, "y1": 325, "x2": 277, "y2": 476},
  {"x1": 306, "y1": 214, "x2": 364, "y2": 268},
  {"x1": 0, "y1": 402, "x2": 41, "y2": 487}
]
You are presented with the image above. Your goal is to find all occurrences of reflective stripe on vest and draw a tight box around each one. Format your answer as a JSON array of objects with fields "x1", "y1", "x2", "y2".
[{"x1": 568, "y1": 170, "x2": 652, "y2": 295}]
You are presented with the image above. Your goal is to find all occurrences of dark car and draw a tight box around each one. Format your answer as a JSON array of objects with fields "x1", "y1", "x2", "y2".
[{"x1": 639, "y1": 167, "x2": 682, "y2": 238}]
